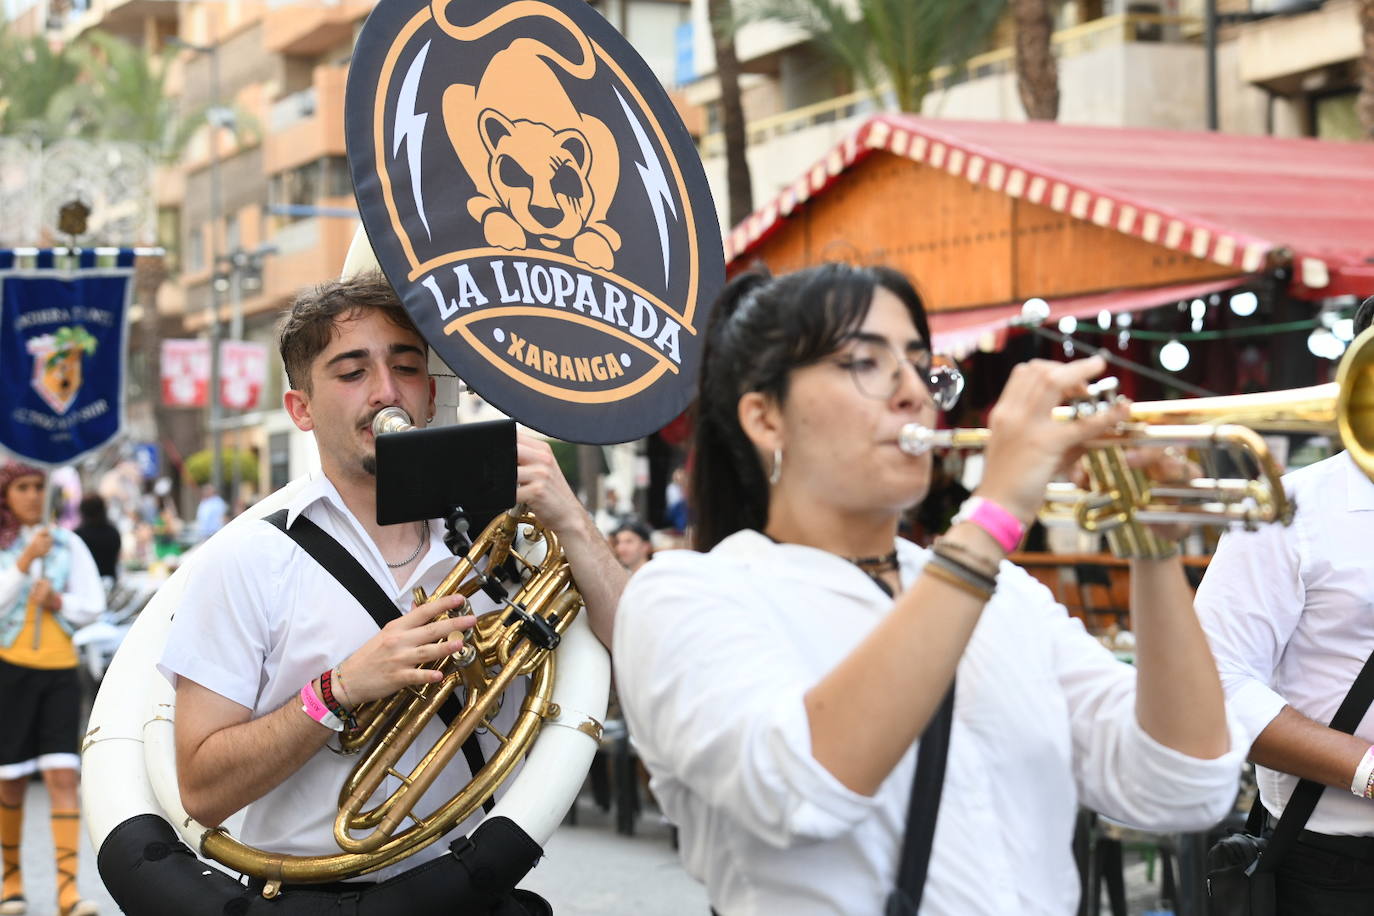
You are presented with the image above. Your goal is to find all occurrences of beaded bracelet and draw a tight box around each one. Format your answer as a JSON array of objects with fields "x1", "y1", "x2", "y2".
[{"x1": 319, "y1": 668, "x2": 357, "y2": 730}]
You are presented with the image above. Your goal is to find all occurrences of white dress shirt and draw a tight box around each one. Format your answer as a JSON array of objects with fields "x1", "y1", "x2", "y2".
[
  {"x1": 159, "y1": 472, "x2": 518, "y2": 882},
  {"x1": 1196, "y1": 450, "x2": 1374, "y2": 835},
  {"x1": 614, "y1": 530, "x2": 1246, "y2": 915}
]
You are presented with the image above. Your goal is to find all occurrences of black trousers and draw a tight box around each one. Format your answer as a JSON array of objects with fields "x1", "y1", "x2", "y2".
[{"x1": 1275, "y1": 833, "x2": 1374, "y2": 915}]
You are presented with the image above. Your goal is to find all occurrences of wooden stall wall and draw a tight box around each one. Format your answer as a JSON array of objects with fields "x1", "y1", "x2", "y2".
[{"x1": 745, "y1": 151, "x2": 1241, "y2": 312}]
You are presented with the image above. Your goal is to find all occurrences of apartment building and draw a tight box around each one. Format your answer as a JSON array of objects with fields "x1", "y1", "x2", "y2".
[
  {"x1": 11, "y1": 0, "x2": 692, "y2": 502},
  {"x1": 684, "y1": 0, "x2": 1370, "y2": 226}
]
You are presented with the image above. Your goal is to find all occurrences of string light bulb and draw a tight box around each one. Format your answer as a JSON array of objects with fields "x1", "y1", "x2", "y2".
[{"x1": 1160, "y1": 340, "x2": 1190, "y2": 372}]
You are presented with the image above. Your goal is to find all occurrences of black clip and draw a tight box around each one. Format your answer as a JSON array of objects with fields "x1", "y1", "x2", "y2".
[
  {"x1": 503, "y1": 602, "x2": 561, "y2": 651},
  {"x1": 444, "y1": 505, "x2": 473, "y2": 556}
]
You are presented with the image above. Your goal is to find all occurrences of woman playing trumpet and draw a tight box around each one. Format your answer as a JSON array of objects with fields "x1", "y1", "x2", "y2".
[{"x1": 612, "y1": 263, "x2": 1245, "y2": 915}]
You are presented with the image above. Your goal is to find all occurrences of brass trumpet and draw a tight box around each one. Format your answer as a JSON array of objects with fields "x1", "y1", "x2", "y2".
[
  {"x1": 899, "y1": 328, "x2": 1374, "y2": 558},
  {"x1": 200, "y1": 408, "x2": 585, "y2": 886}
]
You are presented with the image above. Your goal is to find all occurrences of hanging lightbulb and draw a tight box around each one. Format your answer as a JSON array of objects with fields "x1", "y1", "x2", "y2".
[
  {"x1": 1097, "y1": 310, "x2": 1112, "y2": 330},
  {"x1": 1192, "y1": 316, "x2": 1204, "y2": 333},
  {"x1": 1058, "y1": 315, "x2": 1077, "y2": 334},
  {"x1": 1063, "y1": 339, "x2": 1075, "y2": 358},
  {"x1": 1307, "y1": 329, "x2": 1346, "y2": 360},
  {"x1": 1117, "y1": 330, "x2": 1130, "y2": 349},
  {"x1": 1020, "y1": 298, "x2": 1051, "y2": 325},
  {"x1": 1190, "y1": 299, "x2": 1207, "y2": 321},
  {"x1": 1334, "y1": 317, "x2": 1356, "y2": 342},
  {"x1": 1116, "y1": 312, "x2": 1132, "y2": 328},
  {"x1": 1229, "y1": 291, "x2": 1259, "y2": 317},
  {"x1": 1160, "y1": 339, "x2": 1190, "y2": 372}
]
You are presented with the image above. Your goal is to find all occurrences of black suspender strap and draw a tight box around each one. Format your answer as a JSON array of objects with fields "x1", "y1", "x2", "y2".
[
  {"x1": 1253, "y1": 644, "x2": 1374, "y2": 874},
  {"x1": 264, "y1": 509, "x2": 495, "y2": 814},
  {"x1": 885, "y1": 680, "x2": 956, "y2": 916}
]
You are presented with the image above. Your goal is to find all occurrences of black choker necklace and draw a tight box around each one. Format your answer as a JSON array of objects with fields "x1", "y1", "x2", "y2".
[{"x1": 846, "y1": 550, "x2": 899, "y2": 575}]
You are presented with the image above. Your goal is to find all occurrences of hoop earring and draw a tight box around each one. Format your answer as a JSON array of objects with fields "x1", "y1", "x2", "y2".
[{"x1": 769, "y1": 446, "x2": 783, "y2": 486}]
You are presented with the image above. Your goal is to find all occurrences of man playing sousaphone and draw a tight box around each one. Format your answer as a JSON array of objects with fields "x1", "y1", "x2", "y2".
[{"x1": 158, "y1": 273, "x2": 624, "y2": 913}]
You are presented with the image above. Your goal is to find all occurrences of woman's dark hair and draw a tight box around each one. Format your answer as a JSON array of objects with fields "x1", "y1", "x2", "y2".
[
  {"x1": 79, "y1": 494, "x2": 109, "y2": 527},
  {"x1": 689, "y1": 262, "x2": 931, "y2": 551}
]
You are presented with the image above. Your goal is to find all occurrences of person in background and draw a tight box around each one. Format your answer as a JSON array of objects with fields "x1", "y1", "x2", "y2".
[
  {"x1": 0, "y1": 461, "x2": 105, "y2": 916},
  {"x1": 74, "y1": 496, "x2": 121, "y2": 585},
  {"x1": 611, "y1": 521, "x2": 654, "y2": 574},
  {"x1": 193, "y1": 483, "x2": 227, "y2": 542},
  {"x1": 1195, "y1": 295, "x2": 1374, "y2": 914}
]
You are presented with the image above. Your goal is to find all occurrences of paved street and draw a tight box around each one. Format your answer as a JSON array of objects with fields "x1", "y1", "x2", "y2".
[
  {"x1": 12, "y1": 777, "x2": 113, "y2": 916},
  {"x1": 21, "y1": 775, "x2": 1186, "y2": 915}
]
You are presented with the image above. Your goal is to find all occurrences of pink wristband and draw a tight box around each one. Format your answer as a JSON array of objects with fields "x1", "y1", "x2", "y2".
[
  {"x1": 953, "y1": 497, "x2": 1026, "y2": 553},
  {"x1": 300, "y1": 681, "x2": 344, "y2": 732}
]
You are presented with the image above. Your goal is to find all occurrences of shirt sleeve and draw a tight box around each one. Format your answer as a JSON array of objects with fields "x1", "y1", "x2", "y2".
[
  {"x1": 613, "y1": 554, "x2": 883, "y2": 849},
  {"x1": 157, "y1": 525, "x2": 275, "y2": 711},
  {"x1": 1012, "y1": 565, "x2": 1247, "y2": 831},
  {"x1": 57, "y1": 533, "x2": 105, "y2": 627},
  {"x1": 1193, "y1": 517, "x2": 1304, "y2": 745},
  {"x1": 0, "y1": 564, "x2": 25, "y2": 614}
]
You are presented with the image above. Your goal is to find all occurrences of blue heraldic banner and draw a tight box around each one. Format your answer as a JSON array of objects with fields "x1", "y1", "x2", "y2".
[{"x1": 0, "y1": 249, "x2": 135, "y2": 467}]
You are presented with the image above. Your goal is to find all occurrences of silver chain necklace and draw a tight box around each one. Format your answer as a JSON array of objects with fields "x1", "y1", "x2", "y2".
[{"x1": 385, "y1": 522, "x2": 427, "y2": 569}]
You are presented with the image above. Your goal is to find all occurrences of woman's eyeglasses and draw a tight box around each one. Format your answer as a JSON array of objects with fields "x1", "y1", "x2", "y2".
[{"x1": 835, "y1": 341, "x2": 964, "y2": 410}]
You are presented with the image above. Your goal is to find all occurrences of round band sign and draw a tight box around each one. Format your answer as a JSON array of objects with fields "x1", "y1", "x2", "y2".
[{"x1": 346, "y1": 0, "x2": 724, "y2": 444}]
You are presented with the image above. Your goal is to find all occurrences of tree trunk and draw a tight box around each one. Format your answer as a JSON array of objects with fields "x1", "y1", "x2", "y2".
[
  {"x1": 1359, "y1": 0, "x2": 1374, "y2": 139},
  {"x1": 706, "y1": 0, "x2": 754, "y2": 226},
  {"x1": 1014, "y1": 0, "x2": 1060, "y2": 122}
]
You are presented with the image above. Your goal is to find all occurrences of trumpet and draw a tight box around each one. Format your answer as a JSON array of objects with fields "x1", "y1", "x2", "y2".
[{"x1": 898, "y1": 328, "x2": 1374, "y2": 558}]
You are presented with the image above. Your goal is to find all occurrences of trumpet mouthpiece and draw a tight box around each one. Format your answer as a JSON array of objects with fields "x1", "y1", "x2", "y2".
[
  {"x1": 898, "y1": 423, "x2": 939, "y2": 456},
  {"x1": 372, "y1": 407, "x2": 414, "y2": 436}
]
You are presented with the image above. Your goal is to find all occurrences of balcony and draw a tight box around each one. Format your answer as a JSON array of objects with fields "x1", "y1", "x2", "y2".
[
  {"x1": 265, "y1": 66, "x2": 347, "y2": 175},
  {"x1": 1238, "y1": 0, "x2": 1361, "y2": 90},
  {"x1": 695, "y1": 13, "x2": 1207, "y2": 225},
  {"x1": 264, "y1": 0, "x2": 370, "y2": 56}
]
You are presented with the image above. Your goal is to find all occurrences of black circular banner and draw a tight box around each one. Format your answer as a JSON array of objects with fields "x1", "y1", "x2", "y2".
[{"x1": 346, "y1": 0, "x2": 724, "y2": 445}]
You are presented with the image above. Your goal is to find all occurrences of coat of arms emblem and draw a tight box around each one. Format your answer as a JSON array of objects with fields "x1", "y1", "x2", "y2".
[{"x1": 26, "y1": 325, "x2": 97, "y2": 414}]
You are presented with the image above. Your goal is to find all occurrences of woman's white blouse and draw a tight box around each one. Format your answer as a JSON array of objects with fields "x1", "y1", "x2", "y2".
[{"x1": 613, "y1": 531, "x2": 1246, "y2": 915}]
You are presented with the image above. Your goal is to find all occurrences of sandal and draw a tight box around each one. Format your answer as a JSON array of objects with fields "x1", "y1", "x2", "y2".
[
  {"x1": 0, "y1": 896, "x2": 25, "y2": 916},
  {"x1": 62, "y1": 902, "x2": 97, "y2": 916}
]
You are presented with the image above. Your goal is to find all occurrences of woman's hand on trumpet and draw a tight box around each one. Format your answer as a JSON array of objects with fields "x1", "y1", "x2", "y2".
[
  {"x1": 339, "y1": 594, "x2": 474, "y2": 706},
  {"x1": 976, "y1": 356, "x2": 1130, "y2": 529}
]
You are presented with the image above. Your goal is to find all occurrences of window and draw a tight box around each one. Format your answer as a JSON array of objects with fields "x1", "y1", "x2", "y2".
[
  {"x1": 1314, "y1": 90, "x2": 1361, "y2": 141},
  {"x1": 187, "y1": 226, "x2": 205, "y2": 272}
]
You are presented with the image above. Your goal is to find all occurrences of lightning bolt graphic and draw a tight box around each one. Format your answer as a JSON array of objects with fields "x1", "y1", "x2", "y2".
[
  {"x1": 394, "y1": 41, "x2": 432, "y2": 240},
  {"x1": 614, "y1": 87, "x2": 678, "y2": 289}
]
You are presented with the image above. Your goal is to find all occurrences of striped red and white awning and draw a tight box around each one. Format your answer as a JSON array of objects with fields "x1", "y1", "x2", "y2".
[{"x1": 725, "y1": 114, "x2": 1374, "y2": 302}]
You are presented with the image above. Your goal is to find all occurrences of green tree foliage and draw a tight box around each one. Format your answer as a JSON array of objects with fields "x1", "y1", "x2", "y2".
[
  {"x1": 0, "y1": 21, "x2": 81, "y2": 141},
  {"x1": 48, "y1": 31, "x2": 257, "y2": 160},
  {"x1": 736, "y1": 0, "x2": 1007, "y2": 113},
  {"x1": 0, "y1": 25, "x2": 257, "y2": 159},
  {"x1": 185, "y1": 448, "x2": 258, "y2": 487}
]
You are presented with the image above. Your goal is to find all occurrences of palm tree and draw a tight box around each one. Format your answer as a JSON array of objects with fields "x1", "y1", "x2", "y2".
[
  {"x1": 50, "y1": 31, "x2": 257, "y2": 161},
  {"x1": 1360, "y1": 0, "x2": 1374, "y2": 138},
  {"x1": 1014, "y1": 0, "x2": 1059, "y2": 120},
  {"x1": 737, "y1": 0, "x2": 1005, "y2": 113},
  {"x1": 0, "y1": 23, "x2": 81, "y2": 141},
  {"x1": 708, "y1": 0, "x2": 756, "y2": 225}
]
